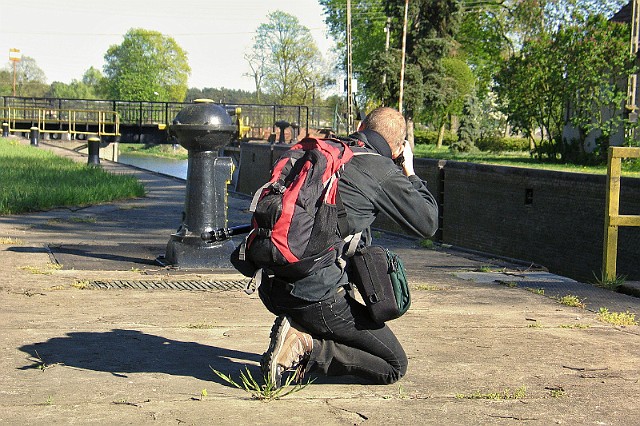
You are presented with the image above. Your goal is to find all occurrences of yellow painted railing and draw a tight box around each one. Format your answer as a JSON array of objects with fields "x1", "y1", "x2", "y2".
[
  {"x1": 602, "y1": 146, "x2": 640, "y2": 280},
  {"x1": 0, "y1": 106, "x2": 120, "y2": 137}
]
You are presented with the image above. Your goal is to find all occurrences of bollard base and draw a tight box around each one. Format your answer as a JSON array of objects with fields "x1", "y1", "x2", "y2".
[{"x1": 162, "y1": 233, "x2": 236, "y2": 269}]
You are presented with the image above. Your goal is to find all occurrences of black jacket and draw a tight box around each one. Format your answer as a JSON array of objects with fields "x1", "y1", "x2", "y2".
[{"x1": 289, "y1": 130, "x2": 439, "y2": 301}]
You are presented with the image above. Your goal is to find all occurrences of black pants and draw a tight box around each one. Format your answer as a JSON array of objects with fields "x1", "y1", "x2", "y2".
[{"x1": 258, "y1": 280, "x2": 407, "y2": 385}]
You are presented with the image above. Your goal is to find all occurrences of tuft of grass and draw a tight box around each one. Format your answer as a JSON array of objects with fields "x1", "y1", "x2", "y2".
[
  {"x1": 557, "y1": 294, "x2": 586, "y2": 309},
  {"x1": 211, "y1": 366, "x2": 313, "y2": 401},
  {"x1": 596, "y1": 308, "x2": 637, "y2": 326},
  {"x1": 525, "y1": 287, "x2": 545, "y2": 295},
  {"x1": 19, "y1": 262, "x2": 61, "y2": 274},
  {"x1": 477, "y1": 265, "x2": 493, "y2": 273},
  {"x1": 547, "y1": 387, "x2": 565, "y2": 398},
  {"x1": 527, "y1": 322, "x2": 542, "y2": 328},
  {"x1": 455, "y1": 385, "x2": 526, "y2": 400},
  {"x1": 592, "y1": 270, "x2": 626, "y2": 290},
  {"x1": 419, "y1": 239, "x2": 435, "y2": 249},
  {"x1": 0, "y1": 139, "x2": 145, "y2": 214},
  {"x1": 415, "y1": 284, "x2": 444, "y2": 291},
  {"x1": 47, "y1": 285, "x2": 66, "y2": 291},
  {"x1": 186, "y1": 323, "x2": 216, "y2": 329},
  {"x1": 558, "y1": 323, "x2": 590, "y2": 329},
  {"x1": 71, "y1": 280, "x2": 92, "y2": 290},
  {"x1": 0, "y1": 237, "x2": 24, "y2": 245}
]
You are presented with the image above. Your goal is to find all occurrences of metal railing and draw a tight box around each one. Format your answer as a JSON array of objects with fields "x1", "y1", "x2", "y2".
[
  {"x1": 602, "y1": 146, "x2": 640, "y2": 280},
  {"x1": 0, "y1": 106, "x2": 120, "y2": 137},
  {"x1": 1, "y1": 96, "x2": 338, "y2": 140}
]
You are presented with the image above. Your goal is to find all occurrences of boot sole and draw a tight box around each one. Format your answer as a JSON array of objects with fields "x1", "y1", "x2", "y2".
[{"x1": 261, "y1": 315, "x2": 291, "y2": 388}]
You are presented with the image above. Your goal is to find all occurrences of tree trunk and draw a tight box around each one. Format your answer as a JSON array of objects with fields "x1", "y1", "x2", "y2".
[
  {"x1": 437, "y1": 121, "x2": 445, "y2": 149},
  {"x1": 406, "y1": 116, "x2": 415, "y2": 150}
]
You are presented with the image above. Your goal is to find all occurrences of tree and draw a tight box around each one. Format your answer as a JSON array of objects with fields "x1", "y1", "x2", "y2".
[
  {"x1": 45, "y1": 68, "x2": 107, "y2": 99},
  {"x1": 103, "y1": 28, "x2": 190, "y2": 102},
  {"x1": 495, "y1": 15, "x2": 633, "y2": 161},
  {"x1": 321, "y1": 0, "x2": 461, "y2": 142},
  {"x1": 1, "y1": 56, "x2": 48, "y2": 97},
  {"x1": 248, "y1": 11, "x2": 326, "y2": 105},
  {"x1": 433, "y1": 57, "x2": 475, "y2": 148}
]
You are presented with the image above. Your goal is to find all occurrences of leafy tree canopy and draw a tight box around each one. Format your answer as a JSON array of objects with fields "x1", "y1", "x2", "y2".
[{"x1": 103, "y1": 28, "x2": 190, "y2": 102}]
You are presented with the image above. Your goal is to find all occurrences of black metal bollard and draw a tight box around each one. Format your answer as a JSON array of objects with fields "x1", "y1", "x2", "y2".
[
  {"x1": 2, "y1": 122, "x2": 8, "y2": 138},
  {"x1": 275, "y1": 120, "x2": 290, "y2": 144},
  {"x1": 290, "y1": 122, "x2": 300, "y2": 143},
  {"x1": 163, "y1": 102, "x2": 237, "y2": 269},
  {"x1": 87, "y1": 136, "x2": 100, "y2": 165},
  {"x1": 29, "y1": 127, "x2": 39, "y2": 146}
]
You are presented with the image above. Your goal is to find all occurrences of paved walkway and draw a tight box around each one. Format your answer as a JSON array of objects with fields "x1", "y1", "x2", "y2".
[{"x1": 1, "y1": 139, "x2": 639, "y2": 425}]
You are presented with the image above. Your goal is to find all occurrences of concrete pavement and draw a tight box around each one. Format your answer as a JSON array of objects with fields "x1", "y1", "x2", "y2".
[{"x1": 1, "y1": 138, "x2": 639, "y2": 425}]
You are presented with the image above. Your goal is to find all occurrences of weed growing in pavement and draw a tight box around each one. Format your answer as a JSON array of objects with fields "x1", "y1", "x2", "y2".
[
  {"x1": 415, "y1": 284, "x2": 444, "y2": 291},
  {"x1": 419, "y1": 239, "x2": 435, "y2": 249},
  {"x1": 0, "y1": 237, "x2": 24, "y2": 245},
  {"x1": 557, "y1": 295, "x2": 586, "y2": 309},
  {"x1": 547, "y1": 387, "x2": 565, "y2": 397},
  {"x1": 20, "y1": 263, "x2": 62, "y2": 274},
  {"x1": 200, "y1": 389, "x2": 208, "y2": 400},
  {"x1": 499, "y1": 280, "x2": 518, "y2": 288},
  {"x1": 33, "y1": 350, "x2": 60, "y2": 372},
  {"x1": 210, "y1": 366, "x2": 313, "y2": 401},
  {"x1": 71, "y1": 280, "x2": 91, "y2": 289},
  {"x1": 455, "y1": 385, "x2": 526, "y2": 400},
  {"x1": 46, "y1": 285, "x2": 66, "y2": 291},
  {"x1": 67, "y1": 216, "x2": 97, "y2": 223},
  {"x1": 597, "y1": 308, "x2": 637, "y2": 326},
  {"x1": 558, "y1": 324, "x2": 590, "y2": 329},
  {"x1": 592, "y1": 270, "x2": 626, "y2": 290},
  {"x1": 477, "y1": 265, "x2": 493, "y2": 272},
  {"x1": 527, "y1": 322, "x2": 542, "y2": 328},
  {"x1": 525, "y1": 287, "x2": 545, "y2": 295},
  {"x1": 44, "y1": 396, "x2": 53, "y2": 405},
  {"x1": 186, "y1": 323, "x2": 216, "y2": 329}
]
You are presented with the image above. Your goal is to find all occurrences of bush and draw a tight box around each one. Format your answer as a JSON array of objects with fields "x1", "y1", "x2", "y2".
[
  {"x1": 475, "y1": 135, "x2": 529, "y2": 152},
  {"x1": 414, "y1": 129, "x2": 458, "y2": 146}
]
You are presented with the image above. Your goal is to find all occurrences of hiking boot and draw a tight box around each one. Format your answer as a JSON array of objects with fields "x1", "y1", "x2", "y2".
[{"x1": 261, "y1": 315, "x2": 313, "y2": 388}]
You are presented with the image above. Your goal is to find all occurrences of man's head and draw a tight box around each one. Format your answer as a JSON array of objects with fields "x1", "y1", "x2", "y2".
[{"x1": 359, "y1": 107, "x2": 406, "y2": 158}]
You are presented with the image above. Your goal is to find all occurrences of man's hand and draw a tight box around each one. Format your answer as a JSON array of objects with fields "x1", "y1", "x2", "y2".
[{"x1": 401, "y1": 141, "x2": 415, "y2": 177}]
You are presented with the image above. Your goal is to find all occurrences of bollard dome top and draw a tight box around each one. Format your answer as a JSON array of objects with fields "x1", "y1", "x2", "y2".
[{"x1": 171, "y1": 102, "x2": 236, "y2": 151}]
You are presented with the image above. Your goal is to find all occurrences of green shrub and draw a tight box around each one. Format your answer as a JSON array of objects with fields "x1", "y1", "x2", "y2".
[
  {"x1": 475, "y1": 135, "x2": 529, "y2": 152},
  {"x1": 414, "y1": 129, "x2": 458, "y2": 146}
]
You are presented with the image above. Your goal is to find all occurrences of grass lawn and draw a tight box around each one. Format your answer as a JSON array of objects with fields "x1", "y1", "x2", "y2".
[
  {"x1": 0, "y1": 138, "x2": 146, "y2": 215},
  {"x1": 119, "y1": 143, "x2": 188, "y2": 160},
  {"x1": 413, "y1": 144, "x2": 640, "y2": 178}
]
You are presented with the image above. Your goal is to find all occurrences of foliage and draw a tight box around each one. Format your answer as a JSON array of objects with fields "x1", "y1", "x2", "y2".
[
  {"x1": 211, "y1": 366, "x2": 312, "y2": 401},
  {"x1": 248, "y1": 11, "x2": 326, "y2": 105},
  {"x1": 186, "y1": 87, "x2": 258, "y2": 104},
  {"x1": 0, "y1": 56, "x2": 48, "y2": 97},
  {"x1": 320, "y1": 0, "x2": 462, "y2": 121},
  {"x1": 495, "y1": 15, "x2": 634, "y2": 162},
  {"x1": 475, "y1": 135, "x2": 529, "y2": 152},
  {"x1": 103, "y1": 28, "x2": 190, "y2": 102},
  {"x1": 414, "y1": 128, "x2": 457, "y2": 146},
  {"x1": 597, "y1": 308, "x2": 638, "y2": 326},
  {"x1": 0, "y1": 139, "x2": 145, "y2": 214}
]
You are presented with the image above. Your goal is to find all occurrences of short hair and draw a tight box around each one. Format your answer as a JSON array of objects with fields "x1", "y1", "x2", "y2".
[{"x1": 361, "y1": 107, "x2": 406, "y2": 153}]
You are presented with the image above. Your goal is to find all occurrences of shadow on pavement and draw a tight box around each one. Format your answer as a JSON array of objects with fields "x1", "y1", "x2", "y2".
[{"x1": 18, "y1": 329, "x2": 260, "y2": 386}]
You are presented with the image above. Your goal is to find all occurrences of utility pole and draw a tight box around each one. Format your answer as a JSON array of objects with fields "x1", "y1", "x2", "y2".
[
  {"x1": 9, "y1": 48, "x2": 21, "y2": 97},
  {"x1": 398, "y1": 0, "x2": 408, "y2": 114},
  {"x1": 346, "y1": 0, "x2": 354, "y2": 134},
  {"x1": 627, "y1": 0, "x2": 640, "y2": 123},
  {"x1": 382, "y1": 17, "x2": 391, "y2": 89}
]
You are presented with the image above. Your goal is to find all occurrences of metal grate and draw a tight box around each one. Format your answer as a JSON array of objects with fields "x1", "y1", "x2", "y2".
[{"x1": 90, "y1": 279, "x2": 248, "y2": 291}]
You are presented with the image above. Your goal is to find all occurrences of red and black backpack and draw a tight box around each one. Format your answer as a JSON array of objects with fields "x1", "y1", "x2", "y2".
[{"x1": 241, "y1": 137, "x2": 362, "y2": 280}]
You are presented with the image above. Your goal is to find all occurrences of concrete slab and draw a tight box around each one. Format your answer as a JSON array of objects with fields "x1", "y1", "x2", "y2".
[{"x1": 1, "y1": 139, "x2": 639, "y2": 425}]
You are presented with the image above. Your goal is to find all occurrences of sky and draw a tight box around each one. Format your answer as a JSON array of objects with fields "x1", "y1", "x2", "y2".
[{"x1": 0, "y1": 0, "x2": 337, "y2": 92}]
